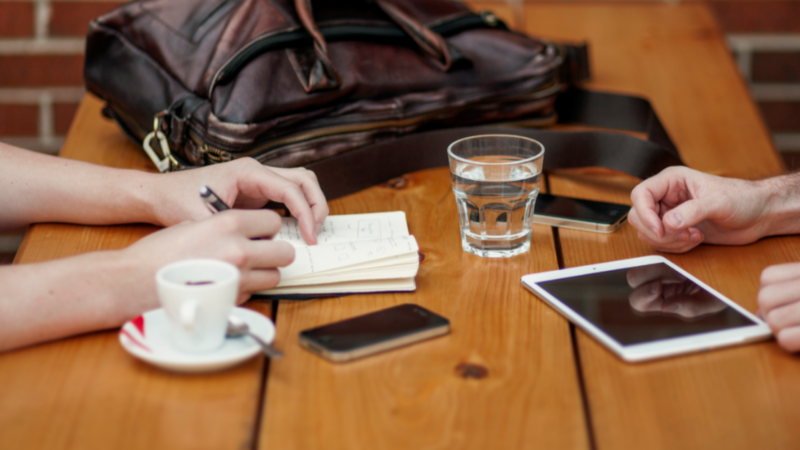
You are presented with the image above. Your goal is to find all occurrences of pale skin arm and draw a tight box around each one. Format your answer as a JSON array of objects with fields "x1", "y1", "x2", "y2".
[
  {"x1": 0, "y1": 210, "x2": 294, "y2": 352},
  {"x1": 0, "y1": 142, "x2": 328, "y2": 243},
  {"x1": 0, "y1": 143, "x2": 329, "y2": 352},
  {"x1": 628, "y1": 166, "x2": 800, "y2": 253}
]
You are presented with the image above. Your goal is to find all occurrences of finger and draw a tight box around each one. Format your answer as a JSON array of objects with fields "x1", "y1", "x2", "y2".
[
  {"x1": 635, "y1": 230, "x2": 702, "y2": 254},
  {"x1": 662, "y1": 195, "x2": 726, "y2": 233},
  {"x1": 629, "y1": 281, "x2": 664, "y2": 312},
  {"x1": 776, "y1": 326, "x2": 800, "y2": 353},
  {"x1": 253, "y1": 172, "x2": 320, "y2": 245},
  {"x1": 240, "y1": 268, "x2": 282, "y2": 292},
  {"x1": 761, "y1": 262, "x2": 800, "y2": 286},
  {"x1": 627, "y1": 208, "x2": 655, "y2": 240},
  {"x1": 758, "y1": 278, "x2": 800, "y2": 315},
  {"x1": 269, "y1": 167, "x2": 329, "y2": 227},
  {"x1": 630, "y1": 182, "x2": 669, "y2": 238},
  {"x1": 236, "y1": 291, "x2": 251, "y2": 305},
  {"x1": 765, "y1": 298, "x2": 800, "y2": 331},
  {"x1": 214, "y1": 209, "x2": 283, "y2": 239},
  {"x1": 627, "y1": 264, "x2": 686, "y2": 287},
  {"x1": 242, "y1": 239, "x2": 296, "y2": 269}
]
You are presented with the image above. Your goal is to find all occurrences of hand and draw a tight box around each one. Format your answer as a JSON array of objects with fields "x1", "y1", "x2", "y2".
[
  {"x1": 758, "y1": 263, "x2": 800, "y2": 352},
  {"x1": 124, "y1": 209, "x2": 295, "y2": 304},
  {"x1": 629, "y1": 166, "x2": 772, "y2": 253},
  {"x1": 148, "y1": 158, "x2": 328, "y2": 245},
  {"x1": 627, "y1": 265, "x2": 727, "y2": 319}
]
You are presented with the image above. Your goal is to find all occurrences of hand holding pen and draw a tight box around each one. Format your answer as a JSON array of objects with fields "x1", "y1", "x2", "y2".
[{"x1": 199, "y1": 186, "x2": 231, "y2": 214}]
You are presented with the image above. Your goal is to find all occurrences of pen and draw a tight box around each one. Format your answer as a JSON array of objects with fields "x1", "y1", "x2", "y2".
[{"x1": 199, "y1": 186, "x2": 230, "y2": 214}]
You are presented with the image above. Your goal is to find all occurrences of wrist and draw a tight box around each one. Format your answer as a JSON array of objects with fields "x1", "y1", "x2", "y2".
[
  {"x1": 102, "y1": 247, "x2": 160, "y2": 325},
  {"x1": 133, "y1": 171, "x2": 171, "y2": 226},
  {"x1": 756, "y1": 174, "x2": 800, "y2": 237}
]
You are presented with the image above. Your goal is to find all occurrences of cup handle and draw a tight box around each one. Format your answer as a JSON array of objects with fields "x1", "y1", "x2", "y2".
[{"x1": 179, "y1": 300, "x2": 198, "y2": 331}]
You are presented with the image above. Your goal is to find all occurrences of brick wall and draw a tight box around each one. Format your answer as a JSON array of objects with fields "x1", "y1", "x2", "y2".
[
  {"x1": 712, "y1": 0, "x2": 800, "y2": 166},
  {"x1": 0, "y1": 0, "x2": 799, "y2": 260},
  {"x1": 0, "y1": 0, "x2": 123, "y2": 155}
]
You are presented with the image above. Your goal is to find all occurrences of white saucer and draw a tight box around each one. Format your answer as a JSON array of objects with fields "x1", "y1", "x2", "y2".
[{"x1": 119, "y1": 306, "x2": 275, "y2": 373}]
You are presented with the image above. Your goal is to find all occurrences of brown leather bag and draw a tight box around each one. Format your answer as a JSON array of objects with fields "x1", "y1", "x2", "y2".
[{"x1": 85, "y1": 0, "x2": 681, "y2": 199}]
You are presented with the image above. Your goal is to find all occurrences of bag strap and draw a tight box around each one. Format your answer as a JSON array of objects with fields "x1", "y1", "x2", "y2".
[{"x1": 305, "y1": 88, "x2": 683, "y2": 201}]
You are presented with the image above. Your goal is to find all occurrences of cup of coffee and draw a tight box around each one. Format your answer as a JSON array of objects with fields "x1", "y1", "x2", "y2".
[{"x1": 156, "y1": 259, "x2": 240, "y2": 353}]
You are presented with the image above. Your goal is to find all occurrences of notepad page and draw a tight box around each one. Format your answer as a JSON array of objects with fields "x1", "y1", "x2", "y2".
[
  {"x1": 275, "y1": 212, "x2": 410, "y2": 246},
  {"x1": 279, "y1": 235, "x2": 419, "y2": 280}
]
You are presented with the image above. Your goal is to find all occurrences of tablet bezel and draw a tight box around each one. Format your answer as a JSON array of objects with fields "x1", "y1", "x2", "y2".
[{"x1": 521, "y1": 255, "x2": 772, "y2": 362}]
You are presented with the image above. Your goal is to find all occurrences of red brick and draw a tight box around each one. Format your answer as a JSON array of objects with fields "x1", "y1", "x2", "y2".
[
  {"x1": 707, "y1": 1, "x2": 800, "y2": 33},
  {"x1": 0, "y1": 56, "x2": 85, "y2": 87},
  {"x1": 54, "y1": 102, "x2": 80, "y2": 134},
  {"x1": 50, "y1": 2, "x2": 125, "y2": 37},
  {"x1": 752, "y1": 52, "x2": 800, "y2": 83},
  {"x1": 0, "y1": 104, "x2": 39, "y2": 136},
  {"x1": 0, "y1": 3, "x2": 34, "y2": 37},
  {"x1": 758, "y1": 102, "x2": 800, "y2": 132}
]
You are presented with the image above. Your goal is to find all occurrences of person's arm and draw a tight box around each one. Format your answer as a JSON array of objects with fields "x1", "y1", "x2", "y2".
[
  {"x1": 0, "y1": 210, "x2": 294, "y2": 352},
  {"x1": 0, "y1": 142, "x2": 328, "y2": 244},
  {"x1": 628, "y1": 166, "x2": 800, "y2": 253}
]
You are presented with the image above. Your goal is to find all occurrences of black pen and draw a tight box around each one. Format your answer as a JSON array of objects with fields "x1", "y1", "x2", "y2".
[{"x1": 199, "y1": 186, "x2": 230, "y2": 213}]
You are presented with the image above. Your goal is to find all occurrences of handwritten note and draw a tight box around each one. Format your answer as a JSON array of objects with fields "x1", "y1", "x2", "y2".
[
  {"x1": 275, "y1": 212, "x2": 410, "y2": 246},
  {"x1": 279, "y1": 236, "x2": 419, "y2": 280}
]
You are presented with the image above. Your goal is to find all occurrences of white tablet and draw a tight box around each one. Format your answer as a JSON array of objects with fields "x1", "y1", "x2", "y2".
[{"x1": 521, "y1": 255, "x2": 772, "y2": 362}]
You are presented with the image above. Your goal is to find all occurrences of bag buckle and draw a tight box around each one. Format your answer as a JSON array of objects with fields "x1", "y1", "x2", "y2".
[{"x1": 142, "y1": 112, "x2": 178, "y2": 173}]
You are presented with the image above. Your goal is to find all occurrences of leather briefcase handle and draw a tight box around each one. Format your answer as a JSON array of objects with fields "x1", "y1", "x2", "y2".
[
  {"x1": 293, "y1": 0, "x2": 458, "y2": 87},
  {"x1": 373, "y1": 0, "x2": 456, "y2": 71}
]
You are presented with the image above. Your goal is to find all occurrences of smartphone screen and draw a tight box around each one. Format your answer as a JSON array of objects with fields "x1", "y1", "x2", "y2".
[
  {"x1": 299, "y1": 304, "x2": 450, "y2": 361},
  {"x1": 533, "y1": 193, "x2": 631, "y2": 232}
]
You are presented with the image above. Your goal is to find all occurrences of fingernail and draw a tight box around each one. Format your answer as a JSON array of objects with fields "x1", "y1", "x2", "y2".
[
  {"x1": 677, "y1": 231, "x2": 689, "y2": 241},
  {"x1": 666, "y1": 212, "x2": 683, "y2": 227},
  {"x1": 689, "y1": 230, "x2": 702, "y2": 242},
  {"x1": 315, "y1": 222, "x2": 322, "y2": 235},
  {"x1": 650, "y1": 227, "x2": 659, "y2": 236}
]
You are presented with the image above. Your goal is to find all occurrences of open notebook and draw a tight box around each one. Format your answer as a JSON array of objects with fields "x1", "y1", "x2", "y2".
[{"x1": 258, "y1": 212, "x2": 419, "y2": 296}]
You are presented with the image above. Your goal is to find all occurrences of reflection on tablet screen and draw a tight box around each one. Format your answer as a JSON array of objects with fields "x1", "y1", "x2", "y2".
[{"x1": 537, "y1": 263, "x2": 755, "y2": 345}]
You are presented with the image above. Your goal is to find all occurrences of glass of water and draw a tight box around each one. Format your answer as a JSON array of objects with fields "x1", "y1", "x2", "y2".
[{"x1": 448, "y1": 135, "x2": 544, "y2": 258}]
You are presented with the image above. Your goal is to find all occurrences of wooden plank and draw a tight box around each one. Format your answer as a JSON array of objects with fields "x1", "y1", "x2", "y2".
[
  {"x1": 260, "y1": 3, "x2": 589, "y2": 448},
  {"x1": 521, "y1": 2, "x2": 785, "y2": 179},
  {"x1": 0, "y1": 95, "x2": 271, "y2": 450},
  {"x1": 520, "y1": 3, "x2": 800, "y2": 449},
  {"x1": 261, "y1": 167, "x2": 589, "y2": 450}
]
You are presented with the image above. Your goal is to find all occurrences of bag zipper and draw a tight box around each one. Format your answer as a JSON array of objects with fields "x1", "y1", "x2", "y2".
[{"x1": 192, "y1": 81, "x2": 562, "y2": 163}]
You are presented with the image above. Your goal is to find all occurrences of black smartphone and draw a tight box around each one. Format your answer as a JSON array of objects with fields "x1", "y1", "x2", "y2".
[
  {"x1": 533, "y1": 193, "x2": 631, "y2": 233},
  {"x1": 299, "y1": 304, "x2": 450, "y2": 363}
]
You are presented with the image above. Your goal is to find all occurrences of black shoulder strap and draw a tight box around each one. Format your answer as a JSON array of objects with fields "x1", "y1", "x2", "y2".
[{"x1": 305, "y1": 88, "x2": 683, "y2": 201}]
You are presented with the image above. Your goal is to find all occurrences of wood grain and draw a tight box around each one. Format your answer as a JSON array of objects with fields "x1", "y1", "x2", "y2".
[
  {"x1": 521, "y1": 3, "x2": 800, "y2": 449},
  {"x1": 521, "y1": 2, "x2": 785, "y2": 179},
  {"x1": 0, "y1": 95, "x2": 272, "y2": 450},
  {"x1": 260, "y1": 168, "x2": 589, "y2": 450}
]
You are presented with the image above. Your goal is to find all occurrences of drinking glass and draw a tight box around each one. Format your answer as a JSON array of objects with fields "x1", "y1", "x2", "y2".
[{"x1": 448, "y1": 134, "x2": 544, "y2": 258}]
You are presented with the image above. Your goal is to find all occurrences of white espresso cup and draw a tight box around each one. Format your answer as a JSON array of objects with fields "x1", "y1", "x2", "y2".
[{"x1": 156, "y1": 259, "x2": 241, "y2": 353}]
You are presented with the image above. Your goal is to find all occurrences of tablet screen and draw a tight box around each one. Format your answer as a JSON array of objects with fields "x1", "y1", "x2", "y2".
[{"x1": 536, "y1": 263, "x2": 755, "y2": 346}]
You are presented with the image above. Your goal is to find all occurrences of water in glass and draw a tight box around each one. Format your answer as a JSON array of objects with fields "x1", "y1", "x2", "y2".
[{"x1": 452, "y1": 154, "x2": 541, "y2": 257}]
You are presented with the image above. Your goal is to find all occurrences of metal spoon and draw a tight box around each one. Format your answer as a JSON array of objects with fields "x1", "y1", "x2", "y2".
[{"x1": 226, "y1": 315, "x2": 284, "y2": 359}]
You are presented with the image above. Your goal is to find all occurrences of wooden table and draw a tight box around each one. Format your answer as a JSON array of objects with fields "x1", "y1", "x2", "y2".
[{"x1": 2, "y1": 2, "x2": 799, "y2": 450}]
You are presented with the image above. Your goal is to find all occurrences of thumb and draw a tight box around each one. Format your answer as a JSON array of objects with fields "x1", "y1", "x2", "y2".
[{"x1": 663, "y1": 198, "x2": 718, "y2": 231}]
